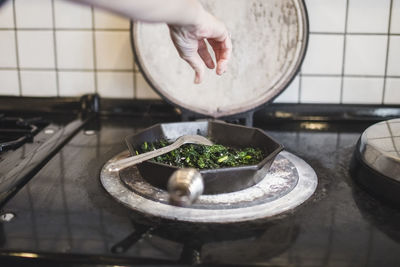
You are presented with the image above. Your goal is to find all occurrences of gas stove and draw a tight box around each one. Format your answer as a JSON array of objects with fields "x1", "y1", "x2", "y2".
[{"x1": 0, "y1": 95, "x2": 400, "y2": 266}]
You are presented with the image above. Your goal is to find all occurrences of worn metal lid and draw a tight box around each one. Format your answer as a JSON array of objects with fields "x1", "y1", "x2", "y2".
[
  {"x1": 131, "y1": 0, "x2": 308, "y2": 118},
  {"x1": 359, "y1": 118, "x2": 400, "y2": 182}
]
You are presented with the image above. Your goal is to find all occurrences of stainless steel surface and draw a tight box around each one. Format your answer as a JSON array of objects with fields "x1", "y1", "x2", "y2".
[
  {"x1": 107, "y1": 135, "x2": 212, "y2": 172},
  {"x1": 100, "y1": 151, "x2": 318, "y2": 224},
  {"x1": 167, "y1": 168, "x2": 204, "y2": 206},
  {"x1": 359, "y1": 118, "x2": 400, "y2": 181}
]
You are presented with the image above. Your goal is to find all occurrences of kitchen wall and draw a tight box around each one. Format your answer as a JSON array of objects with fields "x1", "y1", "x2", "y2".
[{"x1": 0, "y1": 0, "x2": 399, "y2": 104}]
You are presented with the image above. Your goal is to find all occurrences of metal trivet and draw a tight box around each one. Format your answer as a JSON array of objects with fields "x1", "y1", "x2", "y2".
[
  {"x1": 0, "y1": 115, "x2": 44, "y2": 152},
  {"x1": 100, "y1": 151, "x2": 318, "y2": 224}
]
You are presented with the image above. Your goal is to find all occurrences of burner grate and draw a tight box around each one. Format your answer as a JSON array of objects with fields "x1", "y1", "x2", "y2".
[{"x1": 0, "y1": 114, "x2": 47, "y2": 152}]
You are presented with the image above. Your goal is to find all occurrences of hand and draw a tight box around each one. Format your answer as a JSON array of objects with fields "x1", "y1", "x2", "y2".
[{"x1": 168, "y1": 10, "x2": 232, "y2": 84}]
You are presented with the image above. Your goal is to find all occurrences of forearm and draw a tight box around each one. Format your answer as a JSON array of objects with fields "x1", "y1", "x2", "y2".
[
  {"x1": 69, "y1": 0, "x2": 205, "y2": 26},
  {"x1": 69, "y1": 0, "x2": 232, "y2": 84}
]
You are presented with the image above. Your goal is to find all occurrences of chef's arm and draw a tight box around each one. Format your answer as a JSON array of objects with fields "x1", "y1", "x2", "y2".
[
  {"x1": 71, "y1": 0, "x2": 205, "y2": 26},
  {"x1": 69, "y1": 0, "x2": 232, "y2": 83}
]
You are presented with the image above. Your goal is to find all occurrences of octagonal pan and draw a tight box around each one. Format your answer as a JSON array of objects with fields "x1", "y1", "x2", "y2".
[{"x1": 125, "y1": 121, "x2": 283, "y2": 194}]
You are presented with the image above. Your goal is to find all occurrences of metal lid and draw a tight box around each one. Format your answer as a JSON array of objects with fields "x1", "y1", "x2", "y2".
[
  {"x1": 359, "y1": 118, "x2": 400, "y2": 182},
  {"x1": 131, "y1": 0, "x2": 308, "y2": 118}
]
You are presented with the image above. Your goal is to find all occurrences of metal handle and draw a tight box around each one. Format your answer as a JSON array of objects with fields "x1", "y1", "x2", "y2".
[
  {"x1": 107, "y1": 139, "x2": 184, "y2": 172},
  {"x1": 167, "y1": 168, "x2": 204, "y2": 206}
]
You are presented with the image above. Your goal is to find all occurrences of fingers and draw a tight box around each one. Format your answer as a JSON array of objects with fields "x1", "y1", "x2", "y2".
[
  {"x1": 190, "y1": 12, "x2": 232, "y2": 75},
  {"x1": 203, "y1": 16, "x2": 232, "y2": 75},
  {"x1": 169, "y1": 26, "x2": 206, "y2": 83},
  {"x1": 182, "y1": 53, "x2": 205, "y2": 84},
  {"x1": 168, "y1": 14, "x2": 232, "y2": 83},
  {"x1": 217, "y1": 36, "x2": 232, "y2": 75},
  {"x1": 209, "y1": 35, "x2": 232, "y2": 75},
  {"x1": 198, "y1": 39, "x2": 215, "y2": 69}
]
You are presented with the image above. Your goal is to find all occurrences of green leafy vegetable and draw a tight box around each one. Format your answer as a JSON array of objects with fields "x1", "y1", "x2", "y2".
[{"x1": 137, "y1": 139, "x2": 266, "y2": 169}]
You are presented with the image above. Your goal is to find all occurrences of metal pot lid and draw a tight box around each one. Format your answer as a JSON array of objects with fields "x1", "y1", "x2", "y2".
[
  {"x1": 131, "y1": 0, "x2": 308, "y2": 118},
  {"x1": 359, "y1": 118, "x2": 400, "y2": 182}
]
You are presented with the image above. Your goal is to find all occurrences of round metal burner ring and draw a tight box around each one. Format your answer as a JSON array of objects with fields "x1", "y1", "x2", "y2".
[
  {"x1": 100, "y1": 151, "x2": 318, "y2": 224},
  {"x1": 119, "y1": 153, "x2": 300, "y2": 210}
]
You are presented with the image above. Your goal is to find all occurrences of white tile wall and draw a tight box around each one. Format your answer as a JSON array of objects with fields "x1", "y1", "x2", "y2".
[
  {"x1": 342, "y1": 77, "x2": 384, "y2": 104},
  {"x1": 0, "y1": 70, "x2": 19, "y2": 95},
  {"x1": 20, "y1": 70, "x2": 57, "y2": 96},
  {"x1": 17, "y1": 30, "x2": 55, "y2": 68},
  {"x1": 56, "y1": 31, "x2": 94, "y2": 69},
  {"x1": 304, "y1": 0, "x2": 347, "y2": 33},
  {"x1": 95, "y1": 31, "x2": 133, "y2": 70},
  {"x1": 97, "y1": 72, "x2": 134, "y2": 98},
  {"x1": 94, "y1": 9, "x2": 129, "y2": 29},
  {"x1": 54, "y1": 0, "x2": 92, "y2": 29},
  {"x1": 301, "y1": 77, "x2": 341, "y2": 103},
  {"x1": 58, "y1": 71, "x2": 95, "y2": 96},
  {"x1": 344, "y1": 35, "x2": 387, "y2": 76},
  {"x1": 392, "y1": 0, "x2": 400, "y2": 33},
  {"x1": 0, "y1": 30, "x2": 16, "y2": 67},
  {"x1": 15, "y1": 0, "x2": 53, "y2": 29},
  {"x1": 347, "y1": 0, "x2": 391, "y2": 33},
  {"x1": 387, "y1": 36, "x2": 400, "y2": 76},
  {"x1": 0, "y1": 0, "x2": 398, "y2": 105},
  {"x1": 274, "y1": 75, "x2": 300, "y2": 103},
  {"x1": 302, "y1": 34, "x2": 344, "y2": 75},
  {"x1": 136, "y1": 73, "x2": 161, "y2": 99},
  {"x1": 384, "y1": 78, "x2": 400, "y2": 104}
]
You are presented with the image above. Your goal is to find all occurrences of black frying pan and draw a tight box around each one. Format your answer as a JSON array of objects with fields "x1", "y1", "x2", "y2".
[{"x1": 125, "y1": 120, "x2": 283, "y2": 194}]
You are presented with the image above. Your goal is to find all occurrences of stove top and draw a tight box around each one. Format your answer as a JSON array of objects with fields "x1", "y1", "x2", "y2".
[{"x1": 0, "y1": 96, "x2": 399, "y2": 266}]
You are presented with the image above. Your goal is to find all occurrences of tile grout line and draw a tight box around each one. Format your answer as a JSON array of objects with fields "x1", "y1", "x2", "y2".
[
  {"x1": 339, "y1": 0, "x2": 350, "y2": 104},
  {"x1": 1, "y1": 28, "x2": 397, "y2": 35},
  {"x1": 91, "y1": 6, "x2": 98, "y2": 94},
  {"x1": 12, "y1": 0, "x2": 22, "y2": 96},
  {"x1": 1, "y1": 67, "x2": 399, "y2": 78},
  {"x1": 51, "y1": 0, "x2": 60, "y2": 96},
  {"x1": 382, "y1": 0, "x2": 393, "y2": 104}
]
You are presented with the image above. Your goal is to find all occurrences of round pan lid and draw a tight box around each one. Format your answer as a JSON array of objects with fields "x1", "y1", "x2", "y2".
[
  {"x1": 131, "y1": 0, "x2": 309, "y2": 118},
  {"x1": 359, "y1": 118, "x2": 400, "y2": 182}
]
